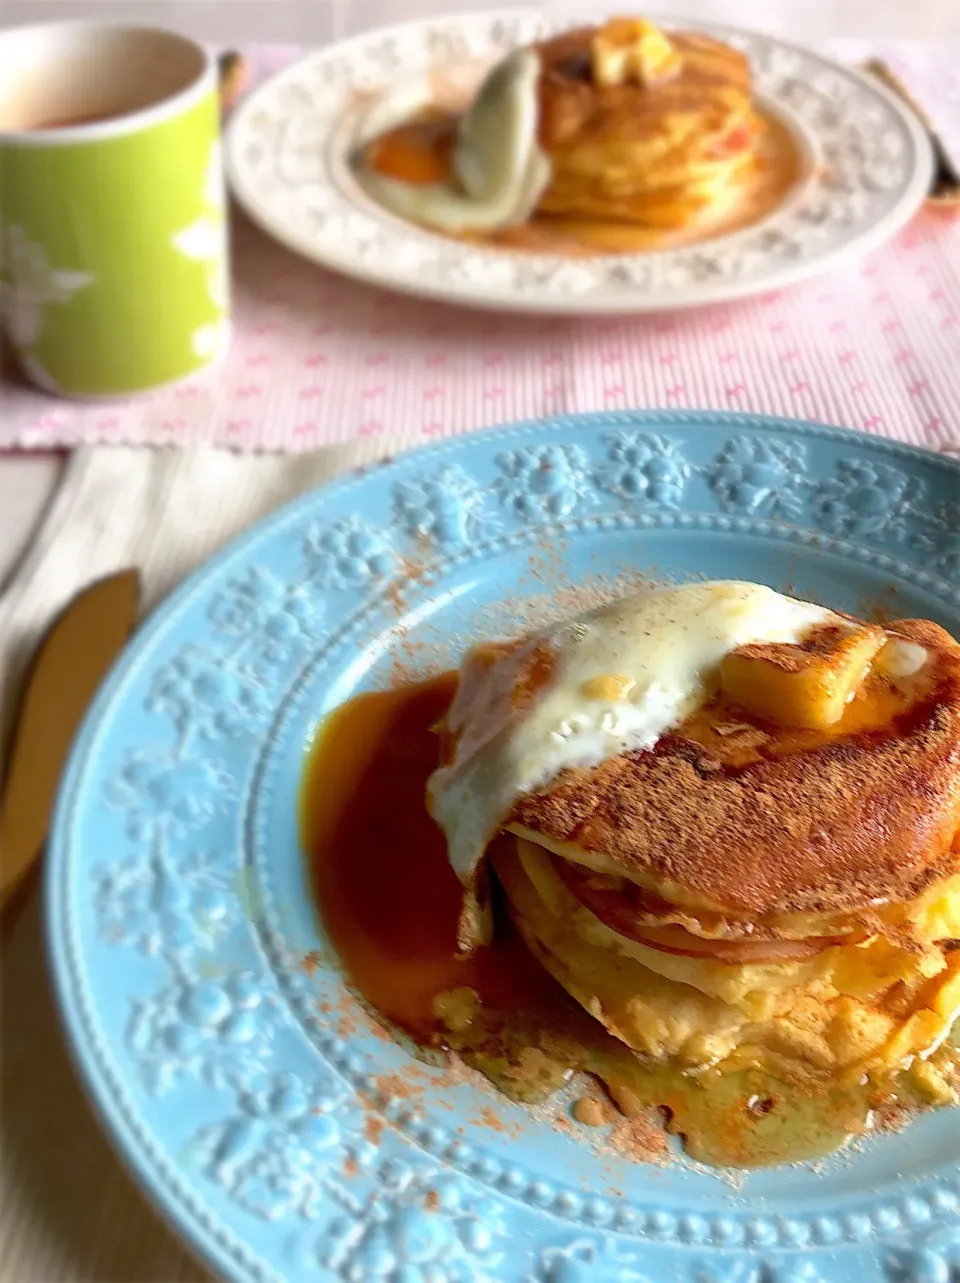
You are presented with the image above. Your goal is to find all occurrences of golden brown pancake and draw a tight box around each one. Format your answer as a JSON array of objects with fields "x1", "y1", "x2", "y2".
[
  {"x1": 533, "y1": 24, "x2": 763, "y2": 226},
  {"x1": 359, "y1": 18, "x2": 774, "y2": 244},
  {"x1": 431, "y1": 588, "x2": 960, "y2": 1084},
  {"x1": 508, "y1": 619, "x2": 960, "y2": 926}
]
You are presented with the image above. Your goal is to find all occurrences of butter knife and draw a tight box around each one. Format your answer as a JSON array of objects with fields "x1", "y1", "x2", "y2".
[{"x1": 0, "y1": 569, "x2": 141, "y2": 920}]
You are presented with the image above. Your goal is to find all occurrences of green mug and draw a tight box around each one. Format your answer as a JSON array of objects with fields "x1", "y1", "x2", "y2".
[{"x1": 0, "y1": 23, "x2": 228, "y2": 398}]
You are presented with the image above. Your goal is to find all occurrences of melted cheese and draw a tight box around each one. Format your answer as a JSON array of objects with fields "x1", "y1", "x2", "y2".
[{"x1": 502, "y1": 839, "x2": 960, "y2": 1075}]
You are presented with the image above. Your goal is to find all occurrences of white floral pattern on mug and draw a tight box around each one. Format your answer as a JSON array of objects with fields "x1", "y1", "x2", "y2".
[
  {"x1": 0, "y1": 225, "x2": 94, "y2": 348},
  {"x1": 171, "y1": 140, "x2": 228, "y2": 312},
  {"x1": 191, "y1": 319, "x2": 229, "y2": 360}
]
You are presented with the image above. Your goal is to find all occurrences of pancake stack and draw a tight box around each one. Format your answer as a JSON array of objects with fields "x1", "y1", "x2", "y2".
[
  {"x1": 429, "y1": 584, "x2": 960, "y2": 1094},
  {"x1": 357, "y1": 17, "x2": 767, "y2": 238},
  {"x1": 534, "y1": 21, "x2": 764, "y2": 227}
]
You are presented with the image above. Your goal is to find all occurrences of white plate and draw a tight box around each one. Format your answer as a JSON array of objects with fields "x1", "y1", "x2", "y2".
[{"x1": 226, "y1": 9, "x2": 934, "y2": 314}]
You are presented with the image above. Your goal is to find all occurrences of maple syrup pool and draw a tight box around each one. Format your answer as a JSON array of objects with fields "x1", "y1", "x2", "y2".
[{"x1": 300, "y1": 676, "x2": 958, "y2": 1168}]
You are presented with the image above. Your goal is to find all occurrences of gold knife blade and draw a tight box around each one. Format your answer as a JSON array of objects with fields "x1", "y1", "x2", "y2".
[{"x1": 0, "y1": 569, "x2": 141, "y2": 918}]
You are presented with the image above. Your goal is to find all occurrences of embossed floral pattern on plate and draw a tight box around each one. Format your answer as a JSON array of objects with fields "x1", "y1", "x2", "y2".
[
  {"x1": 47, "y1": 413, "x2": 960, "y2": 1283},
  {"x1": 225, "y1": 11, "x2": 933, "y2": 313}
]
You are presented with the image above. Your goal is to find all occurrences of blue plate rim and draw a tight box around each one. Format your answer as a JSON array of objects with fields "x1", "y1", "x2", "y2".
[{"x1": 43, "y1": 410, "x2": 960, "y2": 1283}]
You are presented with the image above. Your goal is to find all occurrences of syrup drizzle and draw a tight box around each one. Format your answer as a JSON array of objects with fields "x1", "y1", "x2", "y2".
[{"x1": 302, "y1": 677, "x2": 959, "y2": 1167}]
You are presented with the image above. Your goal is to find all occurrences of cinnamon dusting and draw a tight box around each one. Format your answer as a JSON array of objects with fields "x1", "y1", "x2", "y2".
[
  {"x1": 509, "y1": 624, "x2": 960, "y2": 918},
  {"x1": 302, "y1": 601, "x2": 960, "y2": 1171}
]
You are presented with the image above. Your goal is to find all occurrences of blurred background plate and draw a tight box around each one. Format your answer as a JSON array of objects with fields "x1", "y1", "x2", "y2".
[{"x1": 226, "y1": 10, "x2": 934, "y2": 313}]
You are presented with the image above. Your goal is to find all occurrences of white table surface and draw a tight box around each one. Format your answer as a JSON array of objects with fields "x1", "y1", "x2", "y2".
[
  {"x1": 1, "y1": 0, "x2": 958, "y2": 592},
  {"x1": 6, "y1": 0, "x2": 960, "y2": 43},
  {"x1": 0, "y1": 456, "x2": 63, "y2": 592}
]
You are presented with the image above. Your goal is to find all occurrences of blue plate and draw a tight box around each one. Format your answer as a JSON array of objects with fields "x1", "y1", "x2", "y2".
[{"x1": 47, "y1": 411, "x2": 960, "y2": 1283}]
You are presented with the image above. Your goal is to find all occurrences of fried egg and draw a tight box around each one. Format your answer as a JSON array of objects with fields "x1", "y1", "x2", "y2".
[
  {"x1": 428, "y1": 581, "x2": 853, "y2": 884},
  {"x1": 355, "y1": 48, "x2": 550, "y2": 233}
]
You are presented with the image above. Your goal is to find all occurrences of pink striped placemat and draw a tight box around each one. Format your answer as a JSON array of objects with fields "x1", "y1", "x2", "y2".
[{"x1": 2, "y1": 40, "x2": 959, "y2": 453}]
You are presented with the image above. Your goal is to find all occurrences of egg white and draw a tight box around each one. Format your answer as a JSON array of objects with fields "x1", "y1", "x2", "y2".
[
  {"x1": 430, "y1": 581, "x2": 847, "y2": 884},
  {"x1": 355, "y1": 49, "x2": 551, "y2": 233}
]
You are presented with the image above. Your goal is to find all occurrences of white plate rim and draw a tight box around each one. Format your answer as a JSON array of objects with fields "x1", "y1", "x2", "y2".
[{"x1": 225, "y1": 8, "x2": 935, "y2": 315}]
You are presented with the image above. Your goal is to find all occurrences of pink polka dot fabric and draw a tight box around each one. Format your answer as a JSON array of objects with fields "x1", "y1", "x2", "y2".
[{"x1": 3, "y1": 40, "x2": 959, "y2": 453}]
